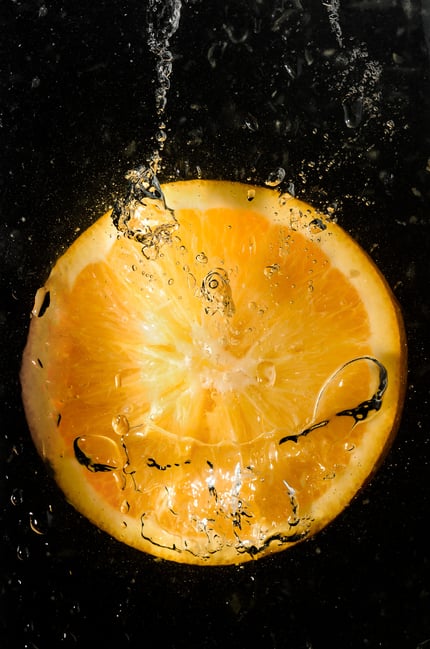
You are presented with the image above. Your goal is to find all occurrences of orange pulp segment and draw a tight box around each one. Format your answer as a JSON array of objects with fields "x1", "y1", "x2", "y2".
[{"x1": 20, "y1": 180, "x2": 407, "y2": 565}]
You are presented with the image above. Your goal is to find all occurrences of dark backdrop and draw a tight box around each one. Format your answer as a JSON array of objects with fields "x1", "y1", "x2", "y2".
[{"x1": 1, "y1": 1, "x2": 430, "y2": 648}]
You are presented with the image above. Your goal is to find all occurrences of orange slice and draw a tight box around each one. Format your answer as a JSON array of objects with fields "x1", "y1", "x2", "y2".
[{"x1": 20, "y1": 180, "x2": 406, "y2": 565}]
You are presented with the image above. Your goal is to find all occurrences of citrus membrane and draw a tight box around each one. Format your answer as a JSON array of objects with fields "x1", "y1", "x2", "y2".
[{"x1": 20, "y1": 179, "x2": 407, "y2": 565}]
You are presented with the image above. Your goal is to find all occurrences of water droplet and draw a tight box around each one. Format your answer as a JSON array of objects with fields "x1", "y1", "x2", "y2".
[
  {"x1": 29, "y1": 512, "x2": 46, "y2": 535},
  {"x1": 196, "y1": 252, "x2": 208, "y2": 264},
  {"x1": 120, "y1": 500, "x2": 130, "y2": 514},
  {"x1": 243, "y1": 114, "x2": 259, "y2": 132},
  {"x1": 156, "y1": 129, "x2": 167, "y2": 144},
  {"x1": 247, "y1": 189, "x2": 256, "y2": 201},
  {"x1": 256, "y1": 361, "x2": 276, "y2": 387},
  {"x1": 10, "y1": 488, "x2": 24, "y2": 506},
  {"x1": 265, "y1": 167, "x2": 286, "y2": 188},
  {"x1": 17, "y1": 545, "x2": 30, "y2": 561},
  {"x1": 263, "y1": 264, "x2": 280, "y2": 279},
  {"x1": 112, "y1": 414, "x2": 130, "y2": 436},
  {"x1": 342, "y1": 97, "x2": 363, "y2": 129},
  {"x1": 168, "y1": 278, "x2": 174, "y2": 285}
]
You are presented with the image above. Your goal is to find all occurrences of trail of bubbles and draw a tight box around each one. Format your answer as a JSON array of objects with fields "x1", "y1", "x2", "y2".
[
  {"x1": 146, "y1": 0, "x2": 183, "y2": 173},
  {"x1": 322, "y1": 0, "x2": 343, "y2": 48}
]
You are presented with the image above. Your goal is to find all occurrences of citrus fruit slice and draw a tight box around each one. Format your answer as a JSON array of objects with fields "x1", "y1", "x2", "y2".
[{"x1": 20, "y1": 179, "x2": 406, "y2": 565}]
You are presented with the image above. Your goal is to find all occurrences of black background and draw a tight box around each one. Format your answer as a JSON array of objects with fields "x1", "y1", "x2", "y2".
[{"x1": 1, "y1": 1, "x2": 430, "y2": 648}]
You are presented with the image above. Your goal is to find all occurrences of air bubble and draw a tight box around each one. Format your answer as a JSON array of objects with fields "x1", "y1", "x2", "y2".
[
  {"x1": 247, "y1": 189, "x2": 256, "y2": 201},
  {"x1": 265, "y1": 168, "x2": 286, "y2": 188}
]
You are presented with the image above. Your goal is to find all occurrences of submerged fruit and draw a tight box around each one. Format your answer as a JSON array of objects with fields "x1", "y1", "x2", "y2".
[{"x1": 21, "y1": 180, "x2": 406, "y2": 565}]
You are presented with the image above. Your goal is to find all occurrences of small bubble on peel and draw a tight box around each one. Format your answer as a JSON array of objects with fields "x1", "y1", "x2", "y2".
[
  {"x1": 112, "y1": 414, "x2": 130, "y2": 436},
  {"x1": 263, "y1": 264, "x2": 280, "y2": 279},
  {"x1": 265, "y1": 167, "x2": 286, "y2": 187},
  {"x1": 196, "y1": 252, "x2": 208, "y2": 264},
  {"x1": 247, "y1": 189, "x2": 256, "y2": 201}
]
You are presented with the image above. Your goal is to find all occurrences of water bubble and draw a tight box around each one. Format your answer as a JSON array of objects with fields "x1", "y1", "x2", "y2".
[
  {"x1": 16, "y1": 545, "x2": 30, "y2": 561},
  {"x1": 263, "y1": 264, "x2": 280, "y2": 279},
  {"x1": 156, "y1": 129, "x2": 167, "y2": 145},
  {"x1": 207, "y1": 41, "x2": 227, "y2": 69},
  {"x1": 256, "y1": 361, "x2": 276, "y2": 387},
  {"x1": 265, "y1": 167, "x2": 286, "y2": 188},
  {"x1": 112, "y1": 414, "x2": 130, "y2": 436},
  {"x1": 196, "y1": 252, "x2": 208, "y2": 264},
  {"x1": 223, "y1": 23, "x2": 249, "y2": 44},
  {"x1": 29, "y1": 512, "x2": 46, "y2": 535},
  {"x1": 10, "y1": 488, "x2": 24, "y2": 506},
  {"x1": 247, "y1": 189, "x2": 256, "y2": 201}
]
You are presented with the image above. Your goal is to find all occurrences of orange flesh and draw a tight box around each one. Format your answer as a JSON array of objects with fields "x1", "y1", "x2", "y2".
[{"x1": 21, "y1": 181, "x2": 406, "y2": 565}]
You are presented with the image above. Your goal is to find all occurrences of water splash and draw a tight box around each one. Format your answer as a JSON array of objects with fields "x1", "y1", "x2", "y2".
[{"x1": 112, "y1": 165, "x2": 178, "y2": 260}]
